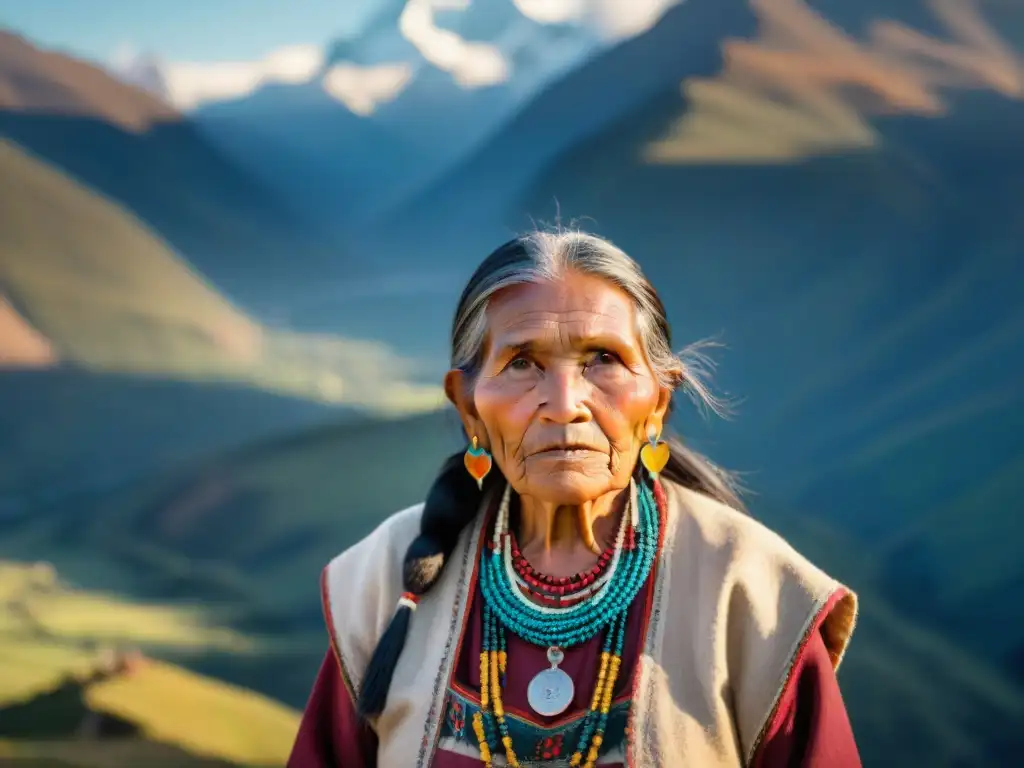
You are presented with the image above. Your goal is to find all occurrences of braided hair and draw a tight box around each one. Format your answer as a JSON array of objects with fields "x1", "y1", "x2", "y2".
[{"x1": 356, "y1": 229, "x2": 743, "y2": 717}]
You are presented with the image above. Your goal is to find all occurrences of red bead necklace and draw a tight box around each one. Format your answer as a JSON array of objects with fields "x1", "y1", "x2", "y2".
[{"x1": 509, "y1": 533, "x2": 617, "y2": 606}]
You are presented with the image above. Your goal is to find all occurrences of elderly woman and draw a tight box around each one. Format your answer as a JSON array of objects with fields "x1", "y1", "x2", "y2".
[{"x1": 289, "y1": 232, "x2": 860, "y2": 767}]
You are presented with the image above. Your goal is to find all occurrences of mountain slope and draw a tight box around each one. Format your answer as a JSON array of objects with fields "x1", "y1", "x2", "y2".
[
  {"x1": 0, "y1": 31, "x2": 176, "y2": 130},
  {"x1": 195, "y1": 81, "x2": 420, "y2": 233},
  {"x1": 0, "y1": 138, "x2": 262, "y2": 379},
  {"x1": 0, "y1": 409, "x2": 464, "y2": 706},
  {"x1": 0, "y1": 32, "x2": 343, "y2": 309},
  {"x1": 0, "y1": 137, "x2": 442, "y2": 412},
  {"x1": 0, "y1": 139, "x2": 442, "y2": 503},
  {"x1": 0, "y1": 296, "x2": 56, "y2": 367}
]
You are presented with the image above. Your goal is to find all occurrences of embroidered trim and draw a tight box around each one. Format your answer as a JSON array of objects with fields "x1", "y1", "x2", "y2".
[
  {"x1": 440, "y1": 687, "x2": 631, "y2": 766},
  {"x1": 449, "y1": 673, "x2": 635, "y2": 729},
  {"x1": 419, "y1": 490, "x2": 494, "y2": 767}
]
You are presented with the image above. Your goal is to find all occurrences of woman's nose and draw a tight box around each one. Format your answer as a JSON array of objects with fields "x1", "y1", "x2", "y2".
[{"x1": 538, "y1": 367, "x2": 591, "y2": 424}]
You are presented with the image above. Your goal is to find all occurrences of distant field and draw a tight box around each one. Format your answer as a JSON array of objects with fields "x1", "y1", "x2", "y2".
[{"x1": 0, "y1": 562, "x2": 299, "y2": 767}]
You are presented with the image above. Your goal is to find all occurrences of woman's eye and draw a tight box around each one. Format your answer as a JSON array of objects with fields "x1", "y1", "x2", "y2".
[
  {"x1": 590, "y1": 350, "x2": 620, "y2": 366},
  {"x1": 507, "y1": 357, "x2": 533, "y2": 371}
]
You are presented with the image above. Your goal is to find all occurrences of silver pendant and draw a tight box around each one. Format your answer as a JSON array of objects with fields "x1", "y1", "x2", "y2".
[{"x1": 527, "y1": 647, "x2": 574, "y2": 717}]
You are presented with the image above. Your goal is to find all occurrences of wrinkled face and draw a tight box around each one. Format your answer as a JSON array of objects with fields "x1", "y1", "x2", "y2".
[{"x1": 446, "y1": 271, "x2": 671, "y2": 506}]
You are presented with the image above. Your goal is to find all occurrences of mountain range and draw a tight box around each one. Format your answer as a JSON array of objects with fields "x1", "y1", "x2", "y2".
[
  {"x1": 191, "y1": 0, "x2": 605, "y2": 229},
  {"x1": 2, "y1": 0, "x2": 1024, "y2": 764}
]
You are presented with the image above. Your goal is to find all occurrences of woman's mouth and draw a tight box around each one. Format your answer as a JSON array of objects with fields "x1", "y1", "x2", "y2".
[{"x1": 532, "y1": 445, "x2": 600, "y2": 458}]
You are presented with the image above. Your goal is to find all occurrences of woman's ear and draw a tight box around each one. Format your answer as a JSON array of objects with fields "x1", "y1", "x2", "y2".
[
  {"x1": 444, "y1": 369, "x2": 484, "y2": 442},
  {"x1": 650, "y1": 385, "x2": 672, "y2": 432}
]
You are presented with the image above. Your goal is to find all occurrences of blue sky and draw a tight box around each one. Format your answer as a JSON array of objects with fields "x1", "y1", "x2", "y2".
[{"x1": 1, "y1": 0, "x2": 380, "y2": 62}]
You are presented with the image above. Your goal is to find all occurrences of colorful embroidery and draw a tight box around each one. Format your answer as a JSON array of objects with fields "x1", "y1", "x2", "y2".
[
  {"x1": 448, "y1": 699, "x2": 467, "y2": 739},
  {"x1": 441, "y1": 688, "x2": 629, "y2": 765},
  {"x1": 535, "y1": 734, "x2": 565, "y2": 762},
  {"x1": 421, "y1": 510, "x2": 487, "y2": 767}
]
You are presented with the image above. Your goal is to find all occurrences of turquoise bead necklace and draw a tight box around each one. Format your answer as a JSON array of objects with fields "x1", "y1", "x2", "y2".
[
  {"x1": 481, "y1": 477, "x2": 659, "y2": 648},
  {"x1": 474, "y1": 475, "x2": 662, "y2": 768}
]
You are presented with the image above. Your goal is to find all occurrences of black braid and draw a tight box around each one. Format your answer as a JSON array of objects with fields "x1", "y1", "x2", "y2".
[{"x1": 356, "y1": 449, "x2": 497, "y2": 717}]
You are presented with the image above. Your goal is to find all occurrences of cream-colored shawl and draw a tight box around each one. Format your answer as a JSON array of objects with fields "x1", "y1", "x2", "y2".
[{"x1": 322, "y1": 480, "x2": 857, "y2": 767}]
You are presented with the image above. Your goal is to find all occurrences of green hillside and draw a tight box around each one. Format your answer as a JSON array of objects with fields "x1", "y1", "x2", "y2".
[
  {"x1": 0, "y1": 139, "x2": 262, "y2": 377},
  {"x1": 0, "y1": 562, "x2": 299, "y2": 767},
  {"x1": 0, "y1": 138, "x2": 442, "y2": 414}
]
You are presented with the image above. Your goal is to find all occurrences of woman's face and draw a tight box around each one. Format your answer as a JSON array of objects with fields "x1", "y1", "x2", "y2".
[{"x1": 446, "y1": 271, "x2": 671, "y2": 506}]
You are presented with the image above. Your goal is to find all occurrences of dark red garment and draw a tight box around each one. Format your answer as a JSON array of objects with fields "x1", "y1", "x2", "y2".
[{"x1": 287, "y1": 587, "x2": 861, "y2": 766}]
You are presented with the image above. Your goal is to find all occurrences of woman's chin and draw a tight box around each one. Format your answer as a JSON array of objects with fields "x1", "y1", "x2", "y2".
[{"x1": 522, "y1": 473, "x2": 610, "y2": 506}]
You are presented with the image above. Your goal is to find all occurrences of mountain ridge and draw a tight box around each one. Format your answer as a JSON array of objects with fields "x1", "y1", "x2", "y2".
[
  {"x1": 193, "y1": 0, "x2": 603, "y2": 228},
  {"x1": 0, "y1": 30, "x2": 177, "y2": 130},
  {"x1": 0, "y1": 33, "x2": 345, "y2": 309},
  {"x1": 365, "y1": 0, "x2": 754, "y2": 254}
]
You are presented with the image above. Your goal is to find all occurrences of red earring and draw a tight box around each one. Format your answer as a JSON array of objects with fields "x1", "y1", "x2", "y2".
[{"x1": 464, "y1": 435, "x2": 492, "y2": 489}]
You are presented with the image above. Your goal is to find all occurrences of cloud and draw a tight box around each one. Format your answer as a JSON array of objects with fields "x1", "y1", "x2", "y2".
[
  {"x1": 511, "y1": 0, "x2": 586, "y2": 25},
  {"x1": 513, "y1": 0, "x2": 682, "y2": 40},
  {"x1": 114, "y1": 43, "x2": 326, "y2": 110},
  {"x1": 399, "y1": 0, "x2": 510, "y2": 88},
  {"x1": 322, "y1": 61, "x2": 415, "y2": 115},
  {"x1": 111, "y1": 0, "x2": 679, "y2": 111}
]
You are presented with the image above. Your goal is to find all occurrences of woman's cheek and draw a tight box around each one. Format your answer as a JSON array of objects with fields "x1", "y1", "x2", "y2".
[
  {"x1": 476, "y1": 381, "x2": 529, "y2": 433},
  {"x1": 598, "y1": 372, "x2": 652, "y2": 414}
]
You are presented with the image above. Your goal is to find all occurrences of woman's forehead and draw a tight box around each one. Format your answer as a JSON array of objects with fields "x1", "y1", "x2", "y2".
[{"x1": 485, "y1": 274, "x2": 638, "y2": 349}]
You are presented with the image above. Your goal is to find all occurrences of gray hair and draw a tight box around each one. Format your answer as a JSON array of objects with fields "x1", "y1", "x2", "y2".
[{"x1": 449, "y1": 229, "x2": 745, "y2": 511}]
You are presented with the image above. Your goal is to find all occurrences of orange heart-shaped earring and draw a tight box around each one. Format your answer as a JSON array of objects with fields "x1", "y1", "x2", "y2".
[
  {"x1": 640, "y1": 424, "x2": 669, "y2": 477},
  {"x1": 464, "y1": 435, "x2": 492, "y2": 489}
]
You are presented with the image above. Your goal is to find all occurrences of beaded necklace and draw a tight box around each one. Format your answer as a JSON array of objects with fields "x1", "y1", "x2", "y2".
[
  {"x1": 509, "y1": 536, "x2": 617, "y2": 607},
  {"x1": 511, "y1": 535, "x2": 617, "y2": 585},
  {"x1": 474, "y1": 476, "x2": 661, "y2": 768}
]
